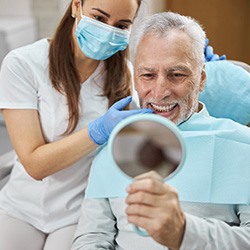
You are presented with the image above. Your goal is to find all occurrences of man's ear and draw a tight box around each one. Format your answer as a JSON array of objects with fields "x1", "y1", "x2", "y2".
[{"x1": 199, "y1": 65, "x2": 206, "y2": 92}]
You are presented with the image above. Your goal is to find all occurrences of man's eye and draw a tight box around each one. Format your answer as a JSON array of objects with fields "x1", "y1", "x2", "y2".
[
  {"x1": 168, "y1": 73, "x2": 186, "y2": 79},
  {"x1": 140, "y1": 73, "x2": 155, "y2": 79},
  {"x1": 171, "y1": 73, "x2": 185, "y2": 78},
  {"x1": 168, "y1": 73, "x2": 187, "y2": 83}
]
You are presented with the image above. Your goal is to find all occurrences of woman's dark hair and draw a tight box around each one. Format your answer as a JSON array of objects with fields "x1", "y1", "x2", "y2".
[{"x1": 49, "y1": 0, "x2": 142, "y2": 134}]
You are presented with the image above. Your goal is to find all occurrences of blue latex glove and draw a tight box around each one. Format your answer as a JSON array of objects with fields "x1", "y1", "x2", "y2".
[
  {"x1": 204, "y1": 38, "x2": 226, "y2": 62},
  {"x1": 88, "y1": 96, "x2": 153, "y2": 145}
]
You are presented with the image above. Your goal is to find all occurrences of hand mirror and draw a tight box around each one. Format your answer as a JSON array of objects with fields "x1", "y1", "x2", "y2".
[{"x1": 108, "y1": 114, "x2": 186, "y2": 236}]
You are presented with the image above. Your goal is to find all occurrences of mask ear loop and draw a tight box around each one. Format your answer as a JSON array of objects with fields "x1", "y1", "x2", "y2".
[
  {"x1": 73, "y1": 0, "x2": 83, "y2": 25},
  {"x1": 79, "y1": 0, "x2": 84, "y2": 18}
]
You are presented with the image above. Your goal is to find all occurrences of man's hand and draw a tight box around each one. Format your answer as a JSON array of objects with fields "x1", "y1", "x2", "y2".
[{"x1": 125, "y1": 171, "x2": 186, "y2": 250}]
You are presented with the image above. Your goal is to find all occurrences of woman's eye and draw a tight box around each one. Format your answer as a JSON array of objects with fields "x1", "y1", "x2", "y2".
[
  {"x1": 116, "y1": 24, "x2": 129, "y2": 30},
  {"x1": 94, "y1": 15, "x2": 106, "y2": 23}
]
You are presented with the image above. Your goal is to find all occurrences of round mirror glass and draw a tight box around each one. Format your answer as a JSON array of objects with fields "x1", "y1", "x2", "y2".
[{"x1": 111, "y1": 115, "x2": 185, "y2": 180}]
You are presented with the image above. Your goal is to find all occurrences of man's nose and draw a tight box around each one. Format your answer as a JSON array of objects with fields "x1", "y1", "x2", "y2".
[{"x1": 153, "y1": 76, "x2": 172, "y2": 99}]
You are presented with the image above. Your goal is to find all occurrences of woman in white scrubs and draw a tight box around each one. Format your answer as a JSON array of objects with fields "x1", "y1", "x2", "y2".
[{"x1": 0, "y1": 0, "x2": 152, "y2": 249}]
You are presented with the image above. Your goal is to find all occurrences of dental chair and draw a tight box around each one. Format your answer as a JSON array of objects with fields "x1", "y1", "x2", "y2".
[
  {"x1": 0, "y1": 150, "x2": 16, "y2": 189},
  {"x1": 0, "y1": 115, "x2": 15, "y2": 189},
  {"x1": 229, "y1": 60, "x2": 250, "y2": 74},
  {"x1": 199, "y1": 60, "x2": 250, "y2": 126}
]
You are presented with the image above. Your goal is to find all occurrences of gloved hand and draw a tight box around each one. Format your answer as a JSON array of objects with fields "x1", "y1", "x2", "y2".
[
  {"x1": 204, "y1": 38, "x2": 226, "y2": 62},
  {"x1": 88, "y1": 96, "x2": 153, "y2": 145}
]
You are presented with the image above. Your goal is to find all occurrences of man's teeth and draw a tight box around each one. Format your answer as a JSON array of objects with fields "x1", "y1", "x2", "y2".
[{"x1": 150, "y1": 103, "x2": 176, "y2": 112}]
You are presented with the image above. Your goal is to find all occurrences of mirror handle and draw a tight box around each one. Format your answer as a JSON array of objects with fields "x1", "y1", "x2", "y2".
[{"x1": 132, "y1": 224, "x2": 149, "y2": 237}]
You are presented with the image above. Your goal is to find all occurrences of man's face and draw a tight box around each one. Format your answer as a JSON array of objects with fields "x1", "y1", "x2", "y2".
[{"x1": 134, "y1": 31, "x2": 206, "y2": 125}]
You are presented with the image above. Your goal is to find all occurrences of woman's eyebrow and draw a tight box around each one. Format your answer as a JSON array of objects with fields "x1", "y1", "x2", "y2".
[
  {"x1": 92, "y1": 8, "x2": 133, "y2": 24},
  {"x1": 92, "y1": 8, "x2": 110, "y2": 18},
  {"x1": 120, "y1": 19, "x2": 133, "y2": 24}
]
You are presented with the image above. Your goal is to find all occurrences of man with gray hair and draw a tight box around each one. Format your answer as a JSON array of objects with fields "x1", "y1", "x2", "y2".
[{"x1": 72, "y1": 12, "x2": 250, "y2": 250}]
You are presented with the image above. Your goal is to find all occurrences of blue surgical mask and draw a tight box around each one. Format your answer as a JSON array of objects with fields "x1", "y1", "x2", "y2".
[{"x1": 75, "y1": 13, "x2": 130, "y2": 60}]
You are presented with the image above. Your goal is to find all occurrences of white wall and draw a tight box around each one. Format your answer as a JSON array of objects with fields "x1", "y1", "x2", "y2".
[
  {"x1": 0, "y1": 0, "x2": 37, "y2": 64},
  {"x1": 32, "y1": 0, "x2": 71, "y2": 39},
  {"x1": 0, "y1": 0, "x2": 33, "y2": 17}
]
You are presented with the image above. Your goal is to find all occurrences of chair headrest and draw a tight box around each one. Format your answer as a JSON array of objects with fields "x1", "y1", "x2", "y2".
[{"x1": 199, "y1": 61, "x2": 250, "y2": 125}]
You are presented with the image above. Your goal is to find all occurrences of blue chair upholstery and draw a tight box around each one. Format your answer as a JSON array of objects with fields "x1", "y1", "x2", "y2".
[{"x1": 199, "y1": 61, "x2": 250, "y2": 125}]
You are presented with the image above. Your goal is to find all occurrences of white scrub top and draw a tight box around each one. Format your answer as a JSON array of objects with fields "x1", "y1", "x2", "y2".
[{"x1": 0, "y1": 38, "x2": 135, "y2": 233}]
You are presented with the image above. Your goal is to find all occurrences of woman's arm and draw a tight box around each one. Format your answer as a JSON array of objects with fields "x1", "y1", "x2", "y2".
[{"x1": 3, "y1": 109, "x2": 97, "y2": 180}]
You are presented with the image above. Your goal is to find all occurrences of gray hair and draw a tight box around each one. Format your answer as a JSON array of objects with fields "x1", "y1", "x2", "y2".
[{"x1": 133, "y1": 12, "x2": 206, "y2": 66}]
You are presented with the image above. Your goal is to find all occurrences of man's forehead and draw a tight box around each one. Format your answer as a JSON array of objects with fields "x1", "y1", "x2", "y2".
[
  {"x1": 136, "y1": 32, "x2": 193, "y2": 58},
  {"x1": 135, "y1": 32, "x2": 196, "y2": 73}
]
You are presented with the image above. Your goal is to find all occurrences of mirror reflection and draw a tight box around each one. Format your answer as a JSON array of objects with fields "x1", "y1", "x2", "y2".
[{"x1": 112, "y1": 120, "x2": 183, "y2": 179}]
